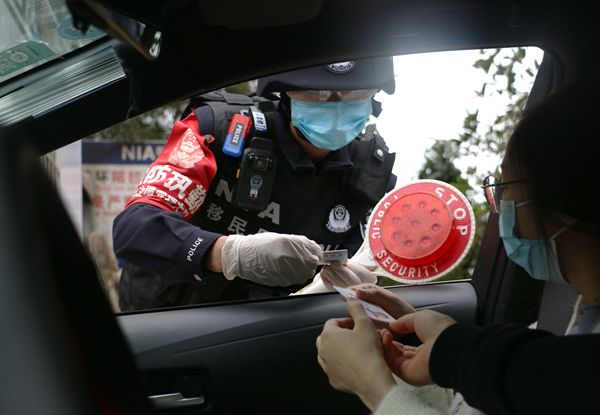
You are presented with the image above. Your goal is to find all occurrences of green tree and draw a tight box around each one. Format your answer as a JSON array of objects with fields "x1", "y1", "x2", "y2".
[
  {"x1": 460, "y1": 47, "x2": 539, "y2": 158},
  {"x1": 87, "y1": 81, "x2": 256, "y2": 142},
  {"x1": 86, "y1": 101, "x2": 188, "y2": 142}
]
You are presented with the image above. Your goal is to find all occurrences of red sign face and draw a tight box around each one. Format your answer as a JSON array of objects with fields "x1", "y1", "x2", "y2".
[{"x1": 367, "y1": 180, "x2": 475, "y2": 284}]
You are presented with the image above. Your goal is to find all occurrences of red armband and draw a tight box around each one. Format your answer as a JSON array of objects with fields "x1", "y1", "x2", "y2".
[{"x1": 124, "y1": 113, "x2": 218, "y2": 221}]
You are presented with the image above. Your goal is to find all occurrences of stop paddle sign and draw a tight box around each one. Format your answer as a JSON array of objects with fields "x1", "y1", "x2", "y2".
[{"x1": 353, "y1": 180, "x2": 475, "y2": 284}]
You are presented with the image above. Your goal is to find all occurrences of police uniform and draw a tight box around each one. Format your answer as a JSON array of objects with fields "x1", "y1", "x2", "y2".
[{"x1": 114, "y1": 58, "x2": 396, "y2": 311}]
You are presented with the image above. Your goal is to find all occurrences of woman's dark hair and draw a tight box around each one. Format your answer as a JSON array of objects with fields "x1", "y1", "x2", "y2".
[{"x1": 506, "y1": 82, "x2": 600, "y2": 237}]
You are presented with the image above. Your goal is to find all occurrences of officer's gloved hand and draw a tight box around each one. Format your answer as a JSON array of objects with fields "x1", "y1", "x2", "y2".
[
  {"x1": 221, "y1": 233, "x2": 323, "y2": 286},
  {"x1": 320, "y1": 261, "x2": 377, "y2": 291}
]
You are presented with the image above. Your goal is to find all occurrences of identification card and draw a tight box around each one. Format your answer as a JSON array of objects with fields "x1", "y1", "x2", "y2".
[
  {"x1": 333, "y1": 286, "x2": 395, "y2": 323},
  {"x1": 319, "y1": 249, "x2": 348, "y2": 265}
]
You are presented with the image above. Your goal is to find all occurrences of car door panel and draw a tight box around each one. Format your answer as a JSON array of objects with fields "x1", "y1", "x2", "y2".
[{"x1": 118, "y1": 281, "x2": 477, "y2": 414}]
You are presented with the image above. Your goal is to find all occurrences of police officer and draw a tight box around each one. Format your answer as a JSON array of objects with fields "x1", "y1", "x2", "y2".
[{"x1": 113, "y1": 57, "x2": 397, "y2": 311}]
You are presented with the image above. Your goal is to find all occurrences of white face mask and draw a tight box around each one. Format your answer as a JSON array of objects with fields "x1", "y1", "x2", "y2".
[{"x1": 499, "y1": 200, "x2": 568, "y2": 284}]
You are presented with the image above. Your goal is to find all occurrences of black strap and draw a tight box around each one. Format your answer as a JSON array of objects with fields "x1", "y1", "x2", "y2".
[
  {"x1": 363, "y1": 124, "x2": 376, "y2": 140},
  {"x1": 218, "y1": 92, "x2": 255, "y2": 105}
]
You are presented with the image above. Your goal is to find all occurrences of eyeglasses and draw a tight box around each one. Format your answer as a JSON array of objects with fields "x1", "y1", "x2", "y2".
[
  {"x1": 286, "y1": 89, "x2": 378, "y2": 104},
  {"x1": 481, "y1": 175, "x2": 528, "y2": 214}
]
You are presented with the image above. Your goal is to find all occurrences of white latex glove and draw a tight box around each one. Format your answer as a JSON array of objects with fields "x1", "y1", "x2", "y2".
[
  {"x1": 320, "y1": 261, "x2": 377, "y2": 291},
  {"x1": 221, "y1": 233, "x2": 322, "y2": 286}
]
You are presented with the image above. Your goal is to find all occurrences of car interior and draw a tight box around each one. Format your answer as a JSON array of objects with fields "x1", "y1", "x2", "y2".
[{"x1": 0, "y1": 0, "x2": 598, "y2": 414}]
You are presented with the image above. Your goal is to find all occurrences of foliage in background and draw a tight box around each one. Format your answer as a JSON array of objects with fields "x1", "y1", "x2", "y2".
[
  {"x1": 461, "y1": 47, "x2": 539, "y2": 158},
  {"x1": 86, "y1": 101, "x2": 188, "y2": 142},
  {"x1": 86, "y1": 81, "x2": 257, "y2": 142},
  {"x1": 380, "y1": 47, "x2": 539, "y2": 286}
]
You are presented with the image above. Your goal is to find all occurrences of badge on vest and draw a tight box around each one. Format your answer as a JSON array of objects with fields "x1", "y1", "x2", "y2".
[{"x1": 326, "y1": 204, "x2": 351, "y2": 233}]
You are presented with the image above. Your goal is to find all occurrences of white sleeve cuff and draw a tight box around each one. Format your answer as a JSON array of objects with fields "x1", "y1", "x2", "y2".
[{"x1": 373, "y1": 378, "x2": 453, "y2": 415}]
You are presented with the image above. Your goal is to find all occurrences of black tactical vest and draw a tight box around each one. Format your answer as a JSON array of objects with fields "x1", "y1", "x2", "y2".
[
  {"x1": 191, "y1": 106, "x2": 371, "y2": 251},
  {"x1": 119, "y1": 93, "x2": 395, "y2": 310}
]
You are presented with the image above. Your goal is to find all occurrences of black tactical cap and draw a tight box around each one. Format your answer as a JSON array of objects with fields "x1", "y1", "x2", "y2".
[{"x1": 257, "y1": 57, "x2": 395, "y2": 97}]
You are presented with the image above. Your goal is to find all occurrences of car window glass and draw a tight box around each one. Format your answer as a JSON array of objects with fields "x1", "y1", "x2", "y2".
[
  {"x1": 0, "y1": 0, "x2": 106, "y2": 84},
  {"x1": 43, "y1": 47, "x2": 542, "y2": 313}
]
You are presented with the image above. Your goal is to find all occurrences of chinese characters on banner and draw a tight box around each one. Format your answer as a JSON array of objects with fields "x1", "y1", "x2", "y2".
[{"x1": 82, "y1": 141, "x2": 165, "y2": 254}]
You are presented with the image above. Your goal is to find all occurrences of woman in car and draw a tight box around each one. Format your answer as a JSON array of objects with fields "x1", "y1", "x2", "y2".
[{"x1": 316, "y1": 82, "x2": 600, "y2": 415}]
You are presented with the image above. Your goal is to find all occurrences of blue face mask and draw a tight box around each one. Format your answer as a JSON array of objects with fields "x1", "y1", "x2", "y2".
[
  {"x1": 499, "y1": 200, "x2": 568, "y2": 283},
  {"x1": 290, "y1": 98, "x2": 373, "y2": 151}
]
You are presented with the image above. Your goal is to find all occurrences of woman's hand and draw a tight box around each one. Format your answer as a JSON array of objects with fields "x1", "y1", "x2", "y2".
[
  {"x1": 379, "y1": 310, "x2": 457, "y2": 386},
  {"x1": 352, "y1": 283, "x2": 417, "y2": 320},
  {"x1": 316, "y1": 297, "x2": 397, "y2": 411},
  {"x1": 320, "y1": 261, "x2": 377, "y2": 291}
]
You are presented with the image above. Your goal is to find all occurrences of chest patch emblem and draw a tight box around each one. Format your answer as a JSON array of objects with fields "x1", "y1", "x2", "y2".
[{"x1": 326, "y1": 204, "x2": 351, "y2": 233}]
